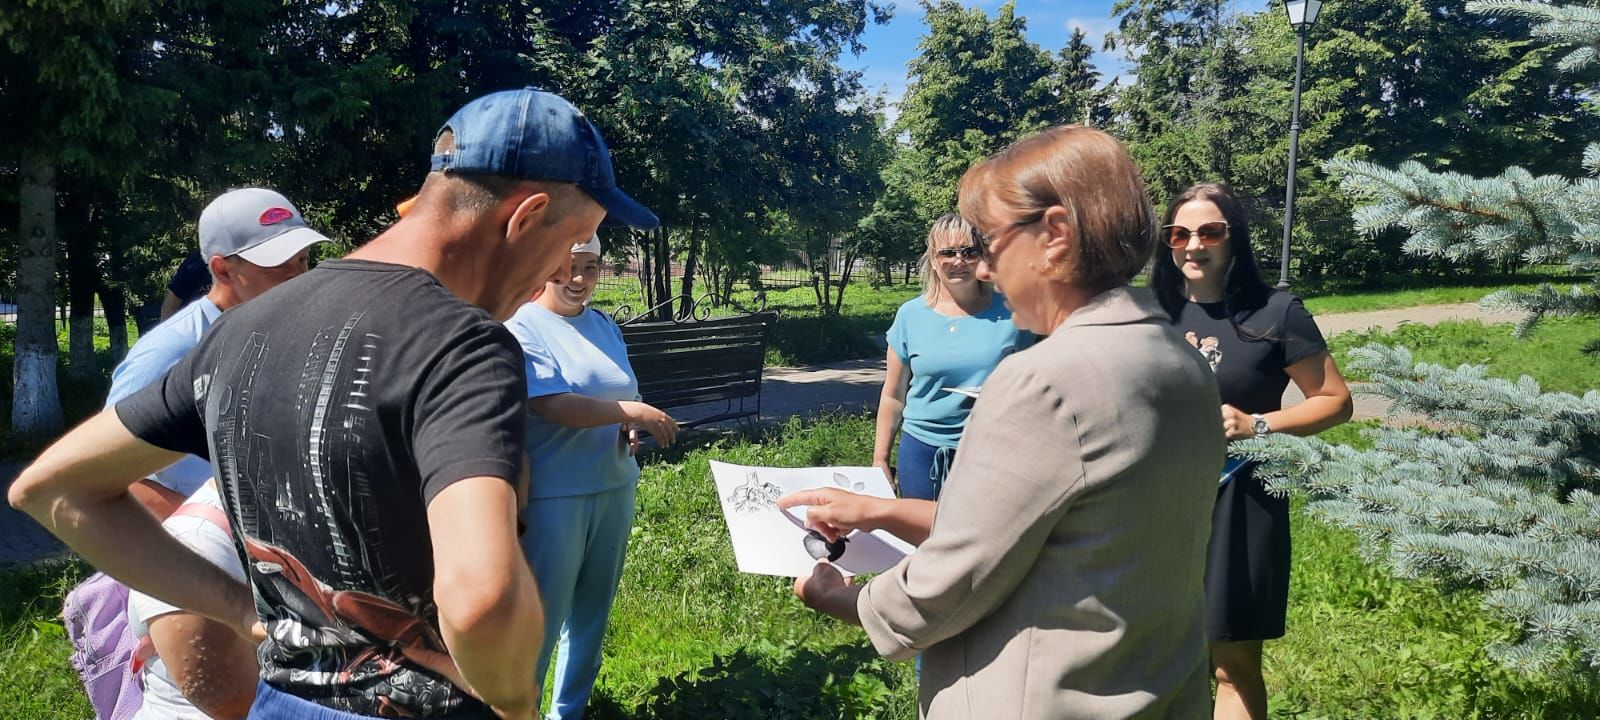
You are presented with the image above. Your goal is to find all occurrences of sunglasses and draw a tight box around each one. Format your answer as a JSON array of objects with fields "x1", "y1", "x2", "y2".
[
  {"x1": 1162, "y1": 221, "x2": 1229, "y2": 249},
  {"x1": 935, "y1": 245, "x2": 984, "y2": 261}
]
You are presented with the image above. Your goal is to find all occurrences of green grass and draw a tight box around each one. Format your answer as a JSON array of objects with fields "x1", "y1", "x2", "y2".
[
  {"x1": 0, "y1": 560, "x2": 93, "y2": 719},
  {"x1": 588, "y1": 413, "x2": 916, "y2": 718},
  {"x1": 1297, "y1": 271, "x2": 1592, "y2": 315},
  {"x1": 1327, "y1": 317, "x2": 1600, "y2": 395},
  {"x1": 6, "y1": 414, "x2": 1598, "y2": 718}
]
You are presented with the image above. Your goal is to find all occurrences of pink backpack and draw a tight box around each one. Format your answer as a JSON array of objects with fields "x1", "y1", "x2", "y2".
[{"x1": 62, "y1": 503, "x2": 230, "y2": 720}]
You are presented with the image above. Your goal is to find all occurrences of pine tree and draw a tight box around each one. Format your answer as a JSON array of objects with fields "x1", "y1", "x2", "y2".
[{"x1": 1239, "y1": 0, "x2": 1600, "y2": 678}]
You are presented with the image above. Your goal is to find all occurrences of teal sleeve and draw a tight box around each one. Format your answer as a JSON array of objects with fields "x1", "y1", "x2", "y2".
[{"x1": 887, "y1": 304, "x2": 910, "y2": 361}]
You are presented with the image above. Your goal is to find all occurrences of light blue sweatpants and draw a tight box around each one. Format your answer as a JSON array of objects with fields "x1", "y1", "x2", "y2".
[{"x1": 520, "y1": 483, "x2": 637, "y2": 720}]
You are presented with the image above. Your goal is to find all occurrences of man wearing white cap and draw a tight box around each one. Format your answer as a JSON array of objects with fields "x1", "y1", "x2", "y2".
[
  {"x1": 506, "y1": 234, "x2": 676, "y2": 720},
  {"x1": 86, "y1": 187, "x2": 328, "y2": 719},
  {"x1": 107, "y1": 187, "x2": 331, "y2": 518}
]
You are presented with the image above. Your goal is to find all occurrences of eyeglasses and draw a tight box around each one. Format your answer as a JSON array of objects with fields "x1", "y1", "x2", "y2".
[
  {"x1": 974, "y1": 212, "x2": 1046, "y2": 255},
  {"x1": 935, "y1": 246, "x2": 984, "y2": 261},
  {"x1": 1162, "y1": 221, "x2": 1229, "y2": 249}
]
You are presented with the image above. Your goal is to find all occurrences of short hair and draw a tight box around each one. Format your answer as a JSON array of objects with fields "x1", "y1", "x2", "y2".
[
  {"x1": 424, "y1": 130, "x2": 585, "y2": 221},
  {"x1": 919, "y1": 214, "x2": 985, "y2": 302},
  {"x1": 958, "y1": 125, "x2": 1155, "y2": 288}
]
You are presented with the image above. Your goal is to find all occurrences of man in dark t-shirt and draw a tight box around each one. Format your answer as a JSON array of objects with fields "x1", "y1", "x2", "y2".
[
  {"x1": 10, "y1": 88, "x2": 659, "y2": 719},
  {"x1": 159, "y1": 251, "x2": 213, "y2": 321}
]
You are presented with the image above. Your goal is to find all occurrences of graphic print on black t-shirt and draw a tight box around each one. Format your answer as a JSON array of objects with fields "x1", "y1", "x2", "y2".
[
  {"x1": 1172, "y1": 290, "x2": 1329, "y2": 414},
  {"x1": 118, "y1": 261, "x2": 527, "y2": 717},
  {"x1": 221, "y1": 314, "x2": 462, "y2": 712},
  {"x1": 1183, "y1": 331, "x2": 1223, "y2": 371}
]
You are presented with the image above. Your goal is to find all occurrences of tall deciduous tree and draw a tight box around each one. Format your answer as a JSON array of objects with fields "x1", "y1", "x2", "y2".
[
  {"x1": 894, "y1": 0, "x2": 1081, "y2": 219},
  {"x1": 577, "y1": 0, "x2": 888, "y2": 319},
  {"x1": 0, "y1": 0, "x2": 177, "y2": 438},
  {"x1": 1109, "y1": 0, "x2": 1600, "y2": 284},
  {"x1": 1107, "y1": 0, "x2": 1236, "y2": 201}
]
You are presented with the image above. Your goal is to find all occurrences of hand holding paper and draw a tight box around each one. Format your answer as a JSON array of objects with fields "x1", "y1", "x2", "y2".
[
  {"x1": 709, "y1": 461, "x2": 915, "y2": 577},
  {"x1": 792, "y1": 561, "x2": 857, "y2": 621}
]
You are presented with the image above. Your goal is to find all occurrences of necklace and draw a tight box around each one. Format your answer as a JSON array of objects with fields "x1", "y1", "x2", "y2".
[{"x1": 948, "y1": 318, "x2": 960, "y2": 334}]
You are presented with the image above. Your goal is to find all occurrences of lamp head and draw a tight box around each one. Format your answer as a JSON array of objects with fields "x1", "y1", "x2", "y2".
[{"x1": 1282, "y1": 0, "x2": 1322, "y2": 29}]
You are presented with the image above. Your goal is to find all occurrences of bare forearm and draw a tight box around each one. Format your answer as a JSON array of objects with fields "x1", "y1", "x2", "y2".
[
  {"x1": 527, "y1": 393, "x2": 627, "y2": 429},
  {"x1": 22, "y1": 489, "x2": 254, "y2": 631},
  {"x1": 867, "y1": 498, "x2": 937, "y2": 546},
  {"x1": 436, "y1": 569, "x2": 543, "y2": 714},
  {"x1": 150, "y1": 614, "x2": 259, "y2": 720},
  {"x1": 8, "y1": 411, "x2": 255, "y2": 635},
  {"x1": 1265, "y1": 393, "x2": 1353, "y2": 437},
  {"x1": 872, "y1": 396, "x2": 904, "y2": 464},
  {"x1": 430, "y1": 477, "x2": 544, "y2": 716}
]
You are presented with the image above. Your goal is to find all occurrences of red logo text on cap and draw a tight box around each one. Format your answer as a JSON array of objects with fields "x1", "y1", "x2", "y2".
[{"x1": 259, "y1": 208, "x2": 294, "y2": 226}]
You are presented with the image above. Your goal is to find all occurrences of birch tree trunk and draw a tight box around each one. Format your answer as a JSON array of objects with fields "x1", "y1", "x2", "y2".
[{"x1": 12, "y1": 148, "x2": 65, "y2": 440}]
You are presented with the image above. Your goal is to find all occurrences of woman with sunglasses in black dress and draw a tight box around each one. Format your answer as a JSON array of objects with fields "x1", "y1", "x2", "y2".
[
  {"x1": 872, "y1": 214, "x2": 1031, "y2": 501},
  {"x1": 1150, "y1": 183, "x2": 1354, "y2": 720}
]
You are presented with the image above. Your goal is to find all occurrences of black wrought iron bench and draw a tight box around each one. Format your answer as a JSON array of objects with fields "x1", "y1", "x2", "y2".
[{"x1": 618, "y1": 309, "x2": 777, "y2": 429}]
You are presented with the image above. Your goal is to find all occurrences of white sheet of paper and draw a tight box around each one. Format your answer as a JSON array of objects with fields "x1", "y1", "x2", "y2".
[
  {"x1": 941, "y1": 386, "x2": 981, "y2": 399},
  {"x1": 709, "y1": 460, "x2": 916, "y2": 577}
]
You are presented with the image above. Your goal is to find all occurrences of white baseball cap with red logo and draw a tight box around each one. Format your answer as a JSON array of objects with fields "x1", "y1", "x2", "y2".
[{"x1": 198, "y1": 188, "x2": 331, "y2": 267}]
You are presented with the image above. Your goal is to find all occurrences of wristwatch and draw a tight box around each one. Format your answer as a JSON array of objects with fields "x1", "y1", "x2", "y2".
[{"x1": 1251, "y1": 413, "x2": 1272, "y2": 437}]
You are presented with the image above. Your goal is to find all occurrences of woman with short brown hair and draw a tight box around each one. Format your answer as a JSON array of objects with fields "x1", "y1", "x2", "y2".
[{"x1": 789, "y1": 126, "x2": 1225, "y2": 718}]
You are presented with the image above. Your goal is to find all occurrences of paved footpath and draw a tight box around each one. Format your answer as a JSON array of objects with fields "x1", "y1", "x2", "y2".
[
  {"x1": 1283, "y1": 303, "x2": 1523, "y2": 420},
  {"x1": 0, "y1": 302, "x2": 1526, "y2": 569}
]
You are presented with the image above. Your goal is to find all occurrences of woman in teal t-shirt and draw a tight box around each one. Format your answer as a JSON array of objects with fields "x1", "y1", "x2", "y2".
[{"x1": 873, "y1": 214, "x2": 1030, "y2": 500}]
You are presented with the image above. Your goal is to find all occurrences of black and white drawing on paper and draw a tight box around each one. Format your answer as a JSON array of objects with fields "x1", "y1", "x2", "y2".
[
  {"x1": 709, "y1": 460, "x2": 914, "y2": 577},
  {"x1": 725, "y1": 470, "x2": 783, "y2": 513}
]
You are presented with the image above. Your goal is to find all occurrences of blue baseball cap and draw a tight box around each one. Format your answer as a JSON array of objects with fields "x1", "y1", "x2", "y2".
[{"x1": 431, "y1": 88, "x2": 659, "y2": 230}]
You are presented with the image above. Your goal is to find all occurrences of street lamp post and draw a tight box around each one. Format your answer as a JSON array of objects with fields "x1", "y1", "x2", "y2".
[{"x1": 1277, "y1": 0, "x2": 1321, "y2": 290}]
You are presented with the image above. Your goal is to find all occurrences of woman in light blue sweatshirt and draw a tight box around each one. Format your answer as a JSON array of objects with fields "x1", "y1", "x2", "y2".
[{"x1": 504, "y1": 235, "x2": 677, "y2": 720}]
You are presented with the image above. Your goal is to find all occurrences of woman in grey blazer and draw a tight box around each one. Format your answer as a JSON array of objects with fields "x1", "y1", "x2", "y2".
[{"x1": 785, "y1": 125, "x2": 1226, "y2": 719}]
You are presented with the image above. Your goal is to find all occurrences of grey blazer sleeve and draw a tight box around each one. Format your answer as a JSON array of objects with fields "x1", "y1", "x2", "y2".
[{"x1": 857, "y1": 360, "x2": 1085, "y2": 660}]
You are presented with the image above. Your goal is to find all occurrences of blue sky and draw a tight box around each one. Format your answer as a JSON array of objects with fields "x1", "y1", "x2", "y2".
[
  {"x1": 846, "y1": 1, "x2": 1263, "y2": 121},
  {"x1": 843, "y1": 0, "x2": 1130, "y2": 120}
]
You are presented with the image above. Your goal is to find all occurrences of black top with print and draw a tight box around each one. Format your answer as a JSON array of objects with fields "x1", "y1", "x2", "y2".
[
  {"x1": 1171, "y1": 289, "x2": 1327, "y2": 413},
  {"x1": 118, "y1": 260, "x2": 526, "y2": 717}
]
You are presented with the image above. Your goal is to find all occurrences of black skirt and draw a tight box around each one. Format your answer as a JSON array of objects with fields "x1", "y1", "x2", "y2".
[{"x1": 1205, "y1": 459, "x2": 1291, "y2": 642}]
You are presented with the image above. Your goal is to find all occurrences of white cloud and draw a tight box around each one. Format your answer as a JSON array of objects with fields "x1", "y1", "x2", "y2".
[{"x1": 1064, "y1": 16, "x2": 1116, "y2": 44}]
